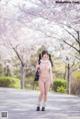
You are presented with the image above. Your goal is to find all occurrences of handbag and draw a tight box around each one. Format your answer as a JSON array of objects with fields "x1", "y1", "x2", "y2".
[
  {"x1": 34, "y1": 70, "x2": 40, "y2": 81},
  {"x1": 34, "y1": 60, "x2": 41, "y2": 81}
]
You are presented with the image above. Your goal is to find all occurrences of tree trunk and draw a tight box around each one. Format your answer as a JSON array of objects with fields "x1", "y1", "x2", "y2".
[
  {"x1": 20, "y1": 64, "x2": 25, "y2": 89},
  {"x1": 66, "y1": 63, "x2": 71, "y2": 94}
]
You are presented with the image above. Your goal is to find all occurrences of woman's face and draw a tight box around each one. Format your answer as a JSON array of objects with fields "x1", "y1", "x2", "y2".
[{"x1": 42, "y1": 53, "x2": 49, "y2": 60}]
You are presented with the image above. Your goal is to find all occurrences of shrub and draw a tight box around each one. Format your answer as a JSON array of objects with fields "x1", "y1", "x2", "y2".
[
  {"x1": 57, "y1": 86, "x2": 66, "y2": 93},
  {"x1": 53, "y1": 78, "x2": 67, "y2": 93},
  {"x1": 73, "y1": 71, "x2": 80, "y2": 79},
  {"x1": 0, "y1": 76, "x2": 20, "y2": 88}
]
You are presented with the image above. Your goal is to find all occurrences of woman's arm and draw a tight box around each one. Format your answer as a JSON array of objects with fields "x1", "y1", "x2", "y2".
[
  {"x1": 49, "y1": 62, "x2": 53, "y2": 84},
  {"x1": 36, "y1": 62, "x2": 40, "y2": 72}
]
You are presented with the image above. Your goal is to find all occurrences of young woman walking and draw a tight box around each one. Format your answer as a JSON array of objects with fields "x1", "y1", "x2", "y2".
[{"x1": 36, "y1": 50, "x2": 53, "y2": 111}]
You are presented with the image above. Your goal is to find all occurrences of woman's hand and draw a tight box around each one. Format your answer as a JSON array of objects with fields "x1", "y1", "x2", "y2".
[{"x1": 36, "y1": 64, "x2": 40, "y2": 71}]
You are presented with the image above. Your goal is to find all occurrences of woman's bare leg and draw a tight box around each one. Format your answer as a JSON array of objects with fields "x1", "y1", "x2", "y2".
[
  {"x1": 37, "y1": 80, "x2": 44, "y2": 106},
  {"x1": 43, "y1": 81, "x2": 51, "y2": 107}
]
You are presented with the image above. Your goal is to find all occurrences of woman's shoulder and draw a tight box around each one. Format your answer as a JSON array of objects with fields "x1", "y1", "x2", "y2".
[{"x1": 40, "y1": 59, "x2": 50, "y2": 64}]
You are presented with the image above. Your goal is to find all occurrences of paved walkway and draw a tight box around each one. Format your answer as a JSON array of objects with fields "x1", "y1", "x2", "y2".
[{"x1": 0, "y1": 88, "x2": 80, "y2": 119}]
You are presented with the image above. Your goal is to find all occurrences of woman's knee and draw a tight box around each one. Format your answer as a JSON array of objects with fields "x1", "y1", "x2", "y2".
[
  {"x1": 44, "y1": 91, "x2": 48, "y2": 98},
  {"x1": 40, "y1": 91, "x2": 47, "y2": 99},
  {"x1": 40, "y1": 91, "x2": 44, "y2": 96}
]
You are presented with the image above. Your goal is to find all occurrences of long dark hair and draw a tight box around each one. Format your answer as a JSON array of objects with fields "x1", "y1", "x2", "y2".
[
  {"x1": 42, "y1": 50, "x2": 48, "y2": 57},
  {"x1": 49, "y1": 54, "x2": 53, "y2": 67},
  {"x1": 38, "y1": 53, "x2": 42, "y2": 64},
  {"x1": 41, "y1": 50, "x2": 53, "y2": 67}
]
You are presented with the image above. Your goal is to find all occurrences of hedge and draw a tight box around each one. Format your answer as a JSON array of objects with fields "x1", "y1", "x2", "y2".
[
  {"x1": 0, "y1": 76, "x2": 20, "y2": 88},
  {"x1": 53, "y1": 78, "x2": 67, "y2": 93}
]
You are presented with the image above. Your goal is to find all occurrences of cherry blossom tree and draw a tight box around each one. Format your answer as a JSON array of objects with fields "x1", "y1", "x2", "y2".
[{"x1": 0, "y1": 0, "x2": 80, "y2": 90}]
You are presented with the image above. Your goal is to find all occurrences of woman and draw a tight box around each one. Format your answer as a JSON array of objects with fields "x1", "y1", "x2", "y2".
[{"x1": 36, "y1": 50, "x2": 53, "y2": 111}]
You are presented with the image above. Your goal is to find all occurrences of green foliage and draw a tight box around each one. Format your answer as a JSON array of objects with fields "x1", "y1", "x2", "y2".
[
  {"x1": 53, "y1": 78, "x2": 67, "y2": 93},
  {"x1": 0, "y1": 76, "x2": 20, "y2": 88},
  {"x1": 25, "y1": 76, "x2": 39, "y2": 90},
  {"x1": 13, "y1": 68, "x2": 20, "y2": 78},
  {"x1": 25, "y1": 76, "x2": 34, "y2": 89},
  {"x1": 0, "y1": 63, "x2": 3, "y2": 76},
  {"x1": 57, "y1": 86, "x2": 66, "y2": 93},
  {"x1": 73, "y1": 71, "x2": 80, "y2": 79}
]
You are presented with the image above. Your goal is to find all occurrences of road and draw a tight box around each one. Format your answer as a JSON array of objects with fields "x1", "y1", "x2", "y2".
[{"x1": 0, "y1": 88, "x2": 80, "y2": 119}]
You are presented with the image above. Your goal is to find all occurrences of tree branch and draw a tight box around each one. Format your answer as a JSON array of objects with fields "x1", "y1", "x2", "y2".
[
  {"x1": 63, "y1": 40, "x2": 80, "y2": 53},
  {"x1": 9, "y1": 41, "x2": 24, "y2": 66}
]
